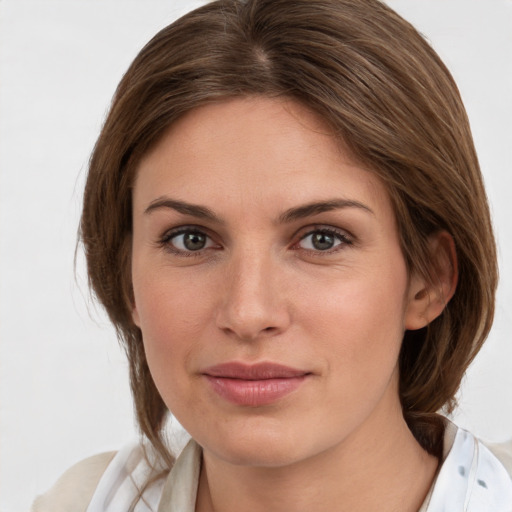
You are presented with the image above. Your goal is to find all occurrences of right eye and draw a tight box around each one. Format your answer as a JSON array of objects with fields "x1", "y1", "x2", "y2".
[{"x1": 161, "y1": 228, "x2": 218, "y2": 255}]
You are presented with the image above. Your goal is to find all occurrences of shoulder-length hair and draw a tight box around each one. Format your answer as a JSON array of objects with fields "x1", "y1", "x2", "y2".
[{"x1": 81, "y1": 0, "x2": 497, "y2": 462}]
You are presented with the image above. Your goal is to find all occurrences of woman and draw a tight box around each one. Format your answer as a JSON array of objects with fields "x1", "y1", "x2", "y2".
[{"x1": 32, "y1": 0, "x2": 512, "y2": 510}]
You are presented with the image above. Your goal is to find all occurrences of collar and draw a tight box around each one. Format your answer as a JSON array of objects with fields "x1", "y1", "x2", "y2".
[{"x1": 422, "y1": 424, "x2": 512, "y2": 511}]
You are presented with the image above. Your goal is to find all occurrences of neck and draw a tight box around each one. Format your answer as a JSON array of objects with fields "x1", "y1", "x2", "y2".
[{"x1": 196, "y1": 409, "x2": 439, "y2": 512}]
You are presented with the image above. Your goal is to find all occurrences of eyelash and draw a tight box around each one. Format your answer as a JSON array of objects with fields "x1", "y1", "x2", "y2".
[{"x1": 158, "y1": 225, "x2": 353, "y2": 257}]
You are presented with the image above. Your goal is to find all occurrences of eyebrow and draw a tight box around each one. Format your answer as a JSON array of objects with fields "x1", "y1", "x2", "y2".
[
  {"x1": 144, "y1": 198, "x2": 222, "y2": 223},
  {"x1": 144, "y1": 197, "x2": 373, "y2": 223},
  {"x1": 278, "y1": 199, "x2": 374, "y2": 223}
]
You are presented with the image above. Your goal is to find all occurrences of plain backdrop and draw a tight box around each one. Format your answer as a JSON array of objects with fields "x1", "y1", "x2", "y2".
[{"x1": 1, "y1": 1, "x2": 511, "y2": 511}]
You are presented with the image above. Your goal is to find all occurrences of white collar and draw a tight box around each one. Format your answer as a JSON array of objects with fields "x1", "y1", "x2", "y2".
[
  {"x1": 422, "y1": 426, "x2": 512, "y2": 511},
  {"x1": 157, "y1": 438, "x2": 201, "y2": 512}
]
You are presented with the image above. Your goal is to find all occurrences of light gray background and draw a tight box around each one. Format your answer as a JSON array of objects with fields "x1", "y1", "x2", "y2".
[{"x1": 1, "y1": 1, "x2": 511, "y2": 511}]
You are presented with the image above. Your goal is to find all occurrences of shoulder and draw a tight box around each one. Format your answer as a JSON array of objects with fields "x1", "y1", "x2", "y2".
[
  {"x1": 484, "y1": 439, "x2": 512, "y2": 478},
  {"x1": 86, "y1": 441, "x2": 172, "y2": 511},
  {"x1": 31, "y1": 441, "x2": 174, "y2": 512},
  {"x1": 443, "y1": 420, "x2": 512, "y2": 480},
  {"x1": 31, "y1": 451, "x2": 116, "y2": 512}
]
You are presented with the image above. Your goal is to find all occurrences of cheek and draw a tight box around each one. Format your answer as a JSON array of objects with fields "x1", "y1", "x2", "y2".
[
  {"x1": 134, "y1": 287, "x2": 210, "y2": 420},
  {"x1": 132, "y1": 270, "x2": 212, "y2": 382},
  {"x1": 301, "y1": 261, "x2": 409, "y2": 372}
]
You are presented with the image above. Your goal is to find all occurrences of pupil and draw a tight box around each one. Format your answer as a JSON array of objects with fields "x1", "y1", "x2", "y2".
[
  {"x1": 312, "y1": 232, "x2": 334, "y2": 250},
  {"x1": 184, "y1": 232, "x2": 206, "y2": 251}
]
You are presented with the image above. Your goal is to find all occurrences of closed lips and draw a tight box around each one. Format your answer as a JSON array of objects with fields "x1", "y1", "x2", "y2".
[
  {"x1": 202, "y1": 362, "x2": 311, "y2": 406},
  {"x1": 202, "y1": 362, "x2": 310, "y2": 380}
]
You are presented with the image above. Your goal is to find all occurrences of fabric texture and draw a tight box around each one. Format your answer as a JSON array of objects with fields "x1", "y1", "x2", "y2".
[
  {"x1": 31, "y1": 451, "x2": 116, "y2": 512},
  {"x1": 32, "y1": 423, "x2": 512, "y2": 512}
]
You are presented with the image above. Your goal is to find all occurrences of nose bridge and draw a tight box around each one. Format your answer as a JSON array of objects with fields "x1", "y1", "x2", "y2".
[{"x1": 216, "y1": 242, "x2": 289, "y2": 340}]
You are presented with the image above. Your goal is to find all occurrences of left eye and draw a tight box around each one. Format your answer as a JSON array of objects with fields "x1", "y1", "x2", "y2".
[{"x1": 298, "y1": 230, "x2": 349, "y2": 251}]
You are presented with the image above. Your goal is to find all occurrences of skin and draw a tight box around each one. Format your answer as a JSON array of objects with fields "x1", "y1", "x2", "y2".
[{"x1": 131, "y1": 97, "x2": 455, "y2": 511}]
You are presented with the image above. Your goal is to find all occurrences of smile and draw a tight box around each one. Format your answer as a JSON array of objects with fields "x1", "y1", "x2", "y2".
[{"x1": 202, "y1": 362, "x2": 311, "y2": 407}]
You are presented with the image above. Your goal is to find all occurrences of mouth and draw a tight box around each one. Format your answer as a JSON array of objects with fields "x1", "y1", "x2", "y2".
[{"x1": 202, "y1": 362, "x2": 311, "y2": 407}]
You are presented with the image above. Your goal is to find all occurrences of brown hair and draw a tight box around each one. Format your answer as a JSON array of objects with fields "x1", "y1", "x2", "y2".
[{"x1": 80, "y1": 0, "x2": 497, "y2": 462}]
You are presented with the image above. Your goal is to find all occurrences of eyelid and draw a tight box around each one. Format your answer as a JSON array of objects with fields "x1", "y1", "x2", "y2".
[{"x1": 160, "y1": 225, "x2": 210, "y2": 241}]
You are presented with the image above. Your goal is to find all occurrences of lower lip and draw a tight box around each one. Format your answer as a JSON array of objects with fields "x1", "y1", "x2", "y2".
[{"x1": 204, "y1": 375, "x2": 308, "y2": 406}]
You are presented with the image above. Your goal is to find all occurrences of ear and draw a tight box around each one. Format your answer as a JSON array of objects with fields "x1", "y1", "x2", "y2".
[{"x1": 404, "y1": 231, "x2": 458, "y2": 330}]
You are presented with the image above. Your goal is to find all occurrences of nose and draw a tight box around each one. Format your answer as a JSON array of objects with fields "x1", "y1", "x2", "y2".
[{"x1": 215, "y1": 249, "x2": 291, "y2": 341}]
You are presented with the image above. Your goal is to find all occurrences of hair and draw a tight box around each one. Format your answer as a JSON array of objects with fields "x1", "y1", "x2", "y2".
[{"x1": 80, "y1": 0, "x2": 497, "y2": 463}]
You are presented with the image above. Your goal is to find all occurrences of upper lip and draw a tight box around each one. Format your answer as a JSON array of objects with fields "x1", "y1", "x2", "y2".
[{"x1": 202, "y1": 362, "x2": 310, "y2": 380}]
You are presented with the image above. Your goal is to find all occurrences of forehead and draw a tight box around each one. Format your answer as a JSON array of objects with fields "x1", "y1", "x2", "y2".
[{"x1": 133, "y1": 96, "x2": 392, "y2": 220}]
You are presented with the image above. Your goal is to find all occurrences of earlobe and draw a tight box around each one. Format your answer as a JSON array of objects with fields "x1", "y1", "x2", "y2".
[
  {"x1": 404, "y1": 231, "x2": 458, "y2": 331},
  {"x1": 132, "y1": 304, "x2": 141, "y2": 327}
]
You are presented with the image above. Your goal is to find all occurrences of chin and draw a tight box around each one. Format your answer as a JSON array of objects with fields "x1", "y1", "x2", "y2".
[
  {"x1": 193, "y1": 416, "x2": 332, "y2": 468},
  {"x1": 214, "y1": 439, "x2": 306, "y2": 468}
]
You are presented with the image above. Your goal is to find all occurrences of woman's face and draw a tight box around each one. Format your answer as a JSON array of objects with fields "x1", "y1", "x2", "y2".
[{"x1": 131, "y1": 97, "x2": 421, "y2": 467}]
